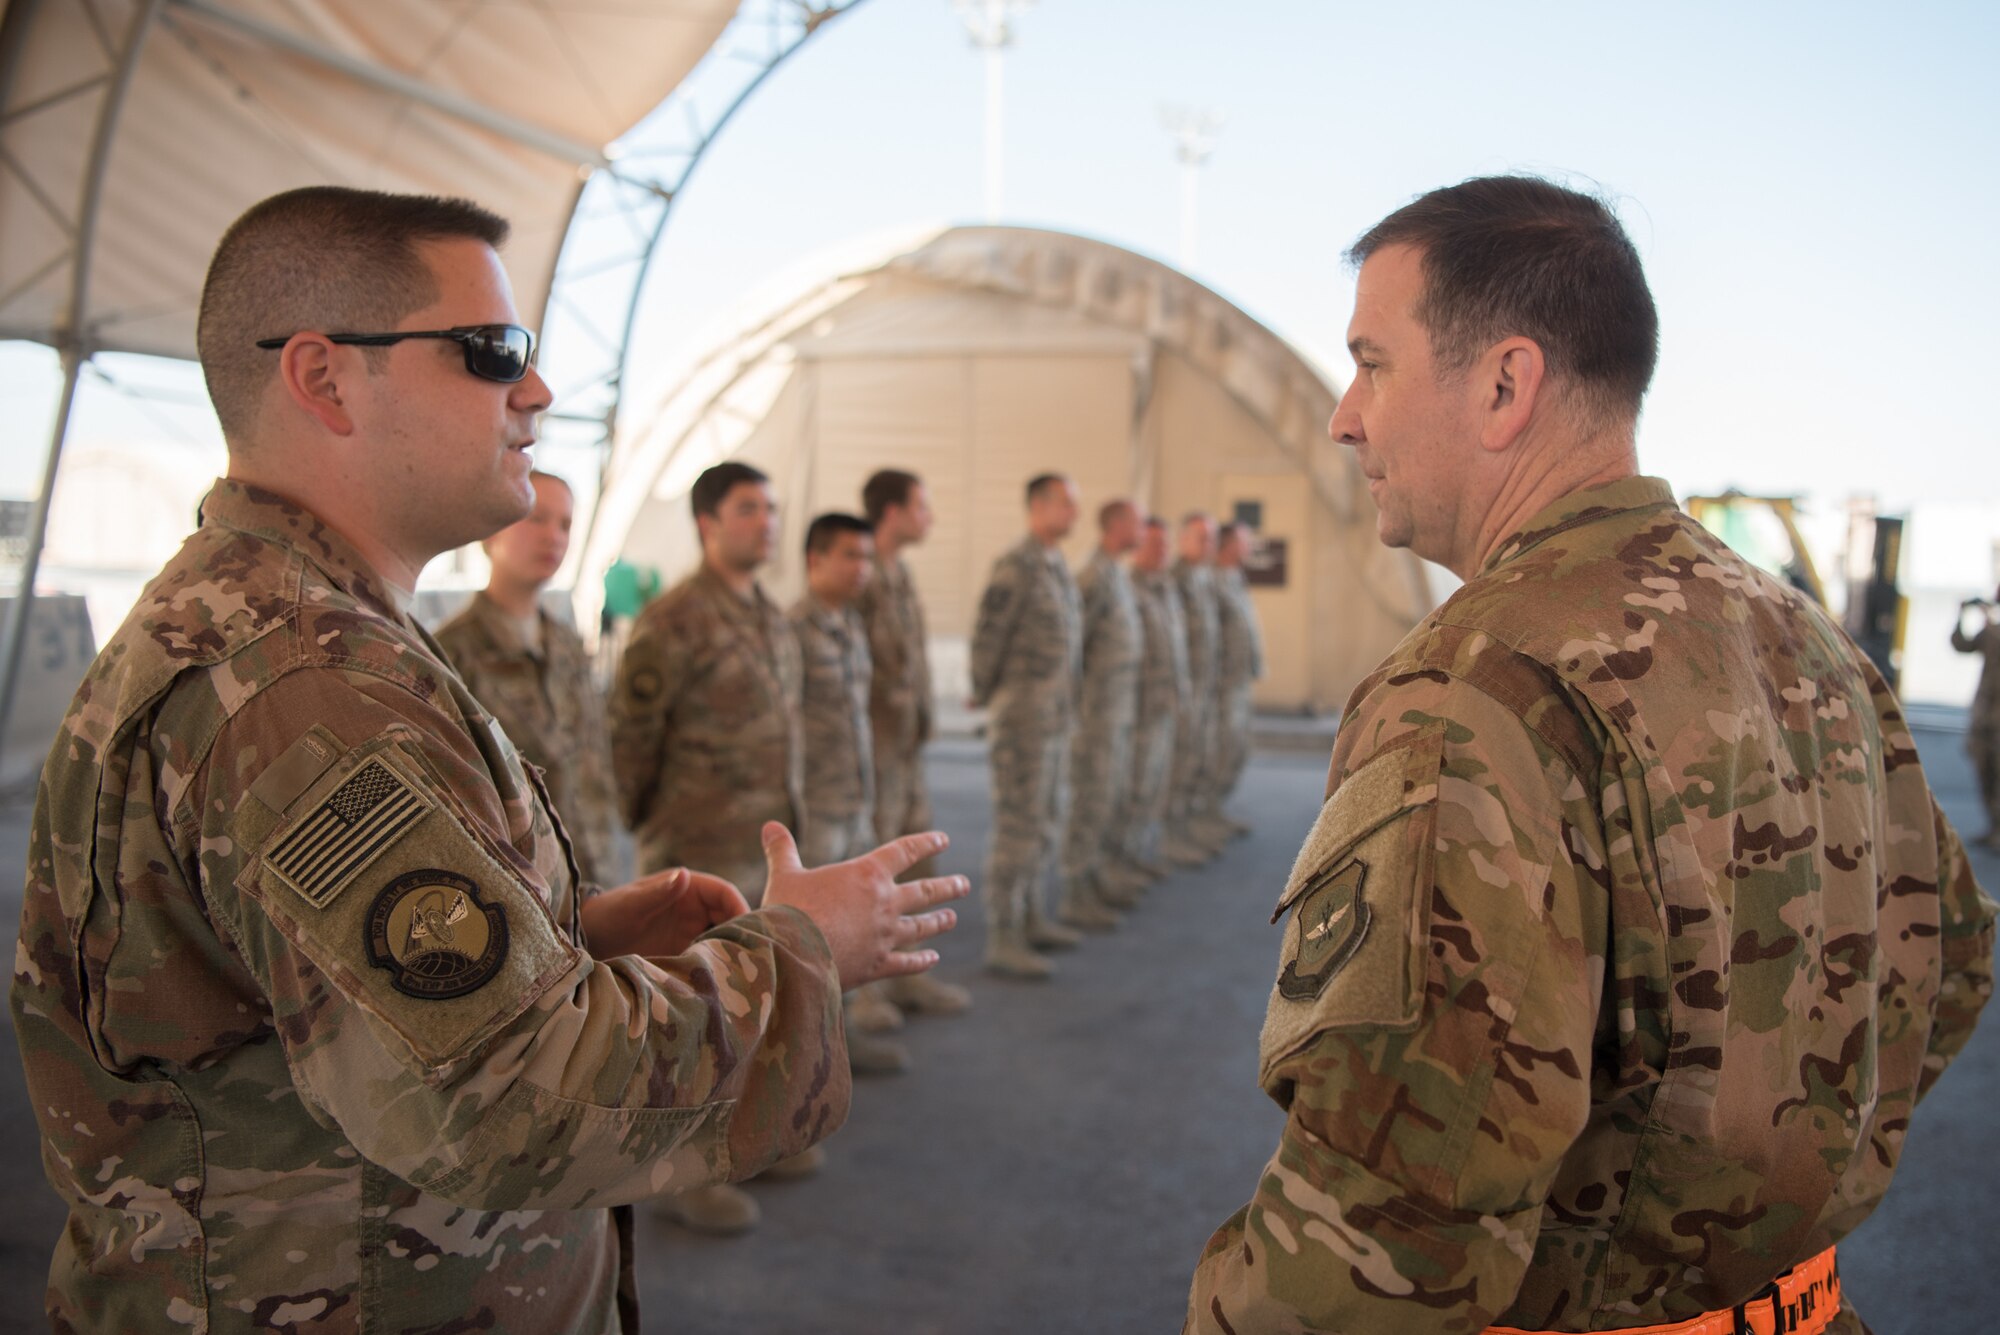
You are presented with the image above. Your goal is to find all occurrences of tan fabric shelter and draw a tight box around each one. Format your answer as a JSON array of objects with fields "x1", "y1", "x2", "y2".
[{"x1": 583, "y1": 225, "x2": 1435, "y2": 714}]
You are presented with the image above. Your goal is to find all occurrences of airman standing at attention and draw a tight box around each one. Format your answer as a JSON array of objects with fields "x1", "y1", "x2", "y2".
[
  {"x1": 10, "y1": 186, "x2": 965, "y2": 1332},
  {"x1": 789, "y1": 511, "x2": 912, "y2": 1071},
  {"x1": 1952, "y1": 587, "x2": 2000, "y2": 849},
  {"x1": 970, "y1": 473, "x2": 1084, "y2": 978},
  {"x1": 435, "y1": 469, "x2": 620, "y2": 887},
  {"x1": 1057, "y1": 498, "x2": 1146, "y2": 928},
  {"x1": 608, "y1": 459, "x2": 814, "y2": 1233},
  {"x1": 1187, "y1": 174, "x2": 1993, "y2": 1335},
  {"x1": 1204, "y1": 519, "x2": 1265, "y2": 840},
  {"x1": 857, "y1": 468, "x2": 973, "y2": 1018},
  {"x1": 1109, "y1": 516, "x2": 1191, "y2": 889},
  {"x1": 1165, "y1": 512, "x2": 1223, "y2": 866}
]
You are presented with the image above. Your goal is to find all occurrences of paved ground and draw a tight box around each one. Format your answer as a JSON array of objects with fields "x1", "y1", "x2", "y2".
[{"x1": 0, "y1": 723, "x2": 1992, "y2": 1333}]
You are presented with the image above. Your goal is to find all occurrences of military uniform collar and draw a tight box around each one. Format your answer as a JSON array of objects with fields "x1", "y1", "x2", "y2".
[
  {"x1": 797, "y1": 591, "x2": 851, "y2": 629},
  {"x1": 198, "y1": 477, "x2": 405, "y2": 622},
  {"x1": 695, "y1": 562, "x2": 772, "y2": 619},
  {"x1": 465, "y1": 590, "x2": 547, "y2": 661},
  {"x1": 1479, "y1": 475, "x2": 1678, "y2": 576}
]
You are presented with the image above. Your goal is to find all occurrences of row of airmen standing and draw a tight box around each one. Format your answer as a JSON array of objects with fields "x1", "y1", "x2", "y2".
[
  {"x1": 430, "y1": 461, "x2": 964, "y2": 1236},
  {"x1": 972, "y1": 473, "x2": 1265, "y2": 978}
]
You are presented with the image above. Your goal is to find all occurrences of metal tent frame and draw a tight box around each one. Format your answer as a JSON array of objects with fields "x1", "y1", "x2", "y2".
[{"x1": 0, "y1": 0, "x2": 867, "y2": 754}]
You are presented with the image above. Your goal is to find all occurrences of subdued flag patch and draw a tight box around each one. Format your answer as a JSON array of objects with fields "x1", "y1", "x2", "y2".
[{"x1": 268, "y1": 759, "x2": 432, "y2": 908}]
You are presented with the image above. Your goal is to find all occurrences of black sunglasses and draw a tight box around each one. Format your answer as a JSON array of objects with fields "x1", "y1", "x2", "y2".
[{"x1": 254, "y1": 323, "x2": 537, "y2": 384}]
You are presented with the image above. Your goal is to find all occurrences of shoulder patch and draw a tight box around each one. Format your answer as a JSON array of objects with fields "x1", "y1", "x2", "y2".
[
  {"x1": 267, "y1": 756, "x2": 432, "y2": 907},
  {"x1": 1277, "y1": 859, "x2": 1372, "y2": 1001},
  {"x1": 365, "y1": 871, "x2": 508, "y2": 999}
]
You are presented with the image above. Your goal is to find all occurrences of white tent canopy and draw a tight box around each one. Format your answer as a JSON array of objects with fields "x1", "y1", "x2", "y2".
[{"x1": 584, "y1": 225, "x2": 1435, "y2": 714}]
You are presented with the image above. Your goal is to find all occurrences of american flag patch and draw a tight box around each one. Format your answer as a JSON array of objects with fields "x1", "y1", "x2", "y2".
[{"x1": 267, "y1": 758, "x2": 431, "y2": 907}]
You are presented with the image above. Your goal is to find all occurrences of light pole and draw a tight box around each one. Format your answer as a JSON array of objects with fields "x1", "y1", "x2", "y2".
[
  {"x1": 1161, "y1": 105, "x2": 1223, "y2": 271},
  {"x1": 955, "y1": 0, "x2": 1035, "y2": 223}
]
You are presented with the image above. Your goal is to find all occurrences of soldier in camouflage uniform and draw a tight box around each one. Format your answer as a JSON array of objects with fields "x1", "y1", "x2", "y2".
[
  {"x1": 436, "y1": 470, "x2": 620, "y2": 886},
  {"x1": 1203, "y1": 519, "x2": 1266, "y2": 841},
  {"x1": 1166, "y1": 513, "x2": 1224, "y2": 866},
  {"x1": 1057, "y1": 498, "x2": 1146, "y2": 928},
  {"x1": 1188, "y1": 176, "x2": 1994, "y2": 1335},
  {"x1": 10, "y1": 187, "x2": 966, "y2": 1333},
  {"x1": 858, "y1": 469, "x2": 972, "y2": 1018},
  {"x1": 1951, "y1": 587, "x2": 2000, "y2": 848},
  {"x1": 1109, "y1": 516, "x2": 1191, "y2": 889},
  {"x1": 971, "y1": 473, "x2": 1085, "y2": 978}
]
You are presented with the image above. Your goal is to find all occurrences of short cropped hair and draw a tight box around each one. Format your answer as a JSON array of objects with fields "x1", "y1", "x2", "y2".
[
  {"x1": 1347, "y1": 175, "x2": 1658, "y2": 424},
  {"x1": 862, "y1": 469, "x2": 921, "y2": 527},
  {"x1": 1026, "y1": 473, "x2": 1068, "y2": 505},
  {"x1": 691, "y1": 461, "x2": 770, "y2": 521},
  {"x1": 1144, "y1": 516, "x2": 1168, "y2": 531},
  {"x1": 198, "y1": 186, "x2": 509, "y2": 442},
  {"x1": 1180, "y1": 510, "x2": 1212, "y2": 528},
  {"x1": 1218, "y1": 520, "x2": 1248, "y2": 543},
  {"x1": 1098, "y1": 499, "x2": 1135, "y2": 532},
  {"x1": 804, "y1": 511, "x2": 873, "y2": 557}
]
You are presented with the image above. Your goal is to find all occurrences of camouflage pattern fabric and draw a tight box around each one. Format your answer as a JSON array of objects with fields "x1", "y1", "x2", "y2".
[
  {"x1": 1171, "y1": 560, "x2": 1221, "y2": 825},
  {"x1": 1115, "y1": 568, "x2": 1192, "y2": 866},
  {"x1": 1187, "y1": 475, "x2": 1996, "y2": 1334},
  {"x1": 970, "y1": 537, "x2": 1081, "y2": 935},
  {"x1": 12, "y1": 480, "x2": 850, "y2": 1334},
  {"x1": 609, "y1": 566, "x2": 804, "y2": 899},
  {"x1": 857, "y1": 553, "x2": 938, "y2": 879},
  {"x1": 1210, "y1": 564, "x2": 1266, "y2": 810},
  {"x1": 1060, "y1": 549, "x2": 1143, "y2": 888},
  {"x1": 435, "y1": 591, "x2": 619, "y2": 886},
  {"x1": 790, "y1": 593, "x2": 878, "y2": 868},
  {"x1": 1951, "y1": 621, "x2": 2000, "y2": 835}
]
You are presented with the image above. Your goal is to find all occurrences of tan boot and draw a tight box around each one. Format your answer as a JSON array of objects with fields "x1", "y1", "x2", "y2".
[
  {"x1": 1026, "y1": 918, "x2": 1083, "y2": 950},
  {"x1": 660, "y1": 1182, "x2": 759, "y2": 1235},
  {"x1": 1164, "y1": 833, "x2": 1211, "y2": 866},
  {"x1": 847, "y1": 1029, "x2": 911, "y2": 1076},
  {"x1": 759, "y1": 1145, "x2": 826, "y2": 1181},
  {"x1": 1059, "y1": 881, "x2": 1120, "y2": 931},
  {"x1": 884, "y1": 973, "x2": 973, "y2": 1015},
  {"x1": 985, "y1": 937, "x2": 1055, "y2": 979},
  {"x1": 846, "y1": 982, "x2": 905, "y2": 1033}
]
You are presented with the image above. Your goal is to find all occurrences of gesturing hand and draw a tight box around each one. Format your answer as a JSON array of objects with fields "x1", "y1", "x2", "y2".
[
  {"x1": 759, "y1": 822, "x2": 970, "y2": 989},
  {"x1": 578, "y1": 868, "x2": 752, "y2": 961}
]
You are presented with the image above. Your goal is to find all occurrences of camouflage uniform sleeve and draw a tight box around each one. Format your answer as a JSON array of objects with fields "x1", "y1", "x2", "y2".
[
  {"x1": 607, "y1": 608, "x2": 690, "y2": 832},
  {"x1": 1918, "y1": 797, "x2": 1997, "y2": 1100},
  {"x1": 969, "y1": 553, "x2": 1025, "y2": 707},
  {"x1": 192, "y1": 667, "x2": 847, "y2": 1209},
  {"x1": 1187, "y1": 670, "x2": 1600, "y2": 1332}
]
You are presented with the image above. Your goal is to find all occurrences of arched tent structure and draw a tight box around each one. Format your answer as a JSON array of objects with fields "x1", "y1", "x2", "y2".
[{"x1": 583, "y1": 225, "x2": 1435, "y2": 714}]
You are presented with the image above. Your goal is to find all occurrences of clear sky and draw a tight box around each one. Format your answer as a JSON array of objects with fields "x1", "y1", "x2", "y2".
[{"x1": 5, "y1": 1, "x2": 1997, "y2": 582}]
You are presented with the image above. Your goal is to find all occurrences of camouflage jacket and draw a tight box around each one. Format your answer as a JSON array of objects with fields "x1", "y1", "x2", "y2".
[
  {"x1": 969, "y1": 537, "x2": 1081, "y2": 725},
  {"x1": 789, "y1": 594, "x2": 875, "y2": 829},
  {"x1": 1174, "y1": 559, "x2": 1221, "y2": 697},
  {"x1": 1951, "y1": 619, "x2": 2000, "y2": 724},
  {"x1": 856, "y1": 552, "x2": 933, "y2": 756},
  {"x1": 1135, "y1": 568, "x2": 1193, "y2": 721},
  {"x1": 1214, "y1": 565, "x2": 1266, "y2": 688},
  {"x1": 1075, "y1": 549, "x2": 1142, "y2": 718},
  {"x1": 434, "y1": 591, "x2": 618, "y2": 886},
  {"x1": 11, "y1": 480, "x2": 849, "y2": 1334},
  {"x1": 608, "y1": 565, "x2": 804, "y2": 884},
  {"x1": 1188, "y1": 475, "x2": 1996, "y2": 1334}
]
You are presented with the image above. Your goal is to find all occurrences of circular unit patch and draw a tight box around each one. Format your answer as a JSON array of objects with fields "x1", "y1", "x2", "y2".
[{"x1": 365, "y1": 870, "x2": 508, "y2": 999}]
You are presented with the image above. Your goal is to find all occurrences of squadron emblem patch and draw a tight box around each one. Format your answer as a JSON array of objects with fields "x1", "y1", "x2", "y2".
[
  {"x1": 365, "y1": 870, "x2": 508, "y2": 999},
  {"x1": 1277, "y1": 859, "x2": 1372, "y2": 1001}
]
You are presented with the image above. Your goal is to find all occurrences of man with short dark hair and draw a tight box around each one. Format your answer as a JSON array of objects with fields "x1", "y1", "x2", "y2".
[
  {"x1": 1057, "y1": 497, "x2": 1146, "y2": 928},
  {"x1": 1204, "y1": 519, "x2": 1265, "y2": 840},
  {"x1": 1165, "y1": 512, "x2": 1223, "y2": 865},
  {"x1": 1187, "y1": 175, "x2": 1993, "y2": 1333},
  {"x1": 13, "y1": 186, "x2": 966, "y2": 1330},
  {"x1": 971, "y1": 473, "x2": 1084, "y2": 977}
]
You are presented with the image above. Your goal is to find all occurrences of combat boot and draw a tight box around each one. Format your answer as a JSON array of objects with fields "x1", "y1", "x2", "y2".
[
  {"x1": 759, "y1": 1145, "x2": 826, "y2": 1181},
  {"x1": 985, "y1": 935, "x2": 1055, "y2": 979},
  {"x1": 1060, "y1": 896, "x2": 1120, "y2": 932},
  {"x1": 1026, "y1": 918, "x2": 1084, "y2": 950},
  {"x1": 1164, "y1": 832, "x2": 1211, "y2": 866},
  {"x1": 884, "y1": 973, "x2": 973, "y2": 1015},
  {"x1": 846, "y1": 981, "x2": 905, "y2": 1033},
  {"x1": 848, "y1": 1029, "x2": 911, "y2": 1075},
  {"x1": 660, "y1": 1182, "x2": 760, "y2": 1235}
]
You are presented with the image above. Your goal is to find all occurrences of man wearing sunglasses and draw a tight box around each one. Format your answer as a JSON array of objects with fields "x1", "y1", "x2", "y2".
[{"x1": 12, "y1": 185, "x2": 968, "y2": 1332}]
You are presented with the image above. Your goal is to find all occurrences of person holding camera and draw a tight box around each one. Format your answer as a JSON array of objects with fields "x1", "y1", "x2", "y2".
[{"x1": 1954, "y1": 586, "x2": 2000, "y2": 848}]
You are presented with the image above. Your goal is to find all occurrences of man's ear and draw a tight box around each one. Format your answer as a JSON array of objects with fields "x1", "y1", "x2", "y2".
[
  {"x1": 1478, "y1": 336, "x2": 1546, "y2": 454},
  {"x1": 275, "y1": 335, "x2": 359, "y2": 436}
]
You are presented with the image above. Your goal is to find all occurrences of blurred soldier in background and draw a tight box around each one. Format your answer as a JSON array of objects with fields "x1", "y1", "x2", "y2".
[
  {"x1": 971, "y1": 473, "x2": 1084, "y2": 978},
  {"x1": 609, "y1": 460, "x2": 809, "y2": 1233},
  {"x1": 1110, "y1": 516, "x2": 1191, "y2": 889},
  {"x1": 790, "y1": 511, "x2": 911, "y2": 1072},
  {"x1": 1058, "y1": 498, "x2": 1146, "y2": 928},
  {"x1": 1953, "y1": 587, "x2": 2000, "y2": 849},
  {"x1": 1165, "y1": 512, "x2": 1222, "y2": 866},
  {"x1": 1203, "y1": 519, "x2": 1265, "y2": 840},
  {"x1": 858, "y1": 469, "x2": 972, "y2": 1018},
  {"x1": 435, "y1": 470, "x2": 619, "y2": 887}
]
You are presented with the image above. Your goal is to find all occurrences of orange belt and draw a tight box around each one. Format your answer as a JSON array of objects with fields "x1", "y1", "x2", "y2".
[{"x1": 1486, "y1": 1246, "x2": 1839, "y2": 1335}]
